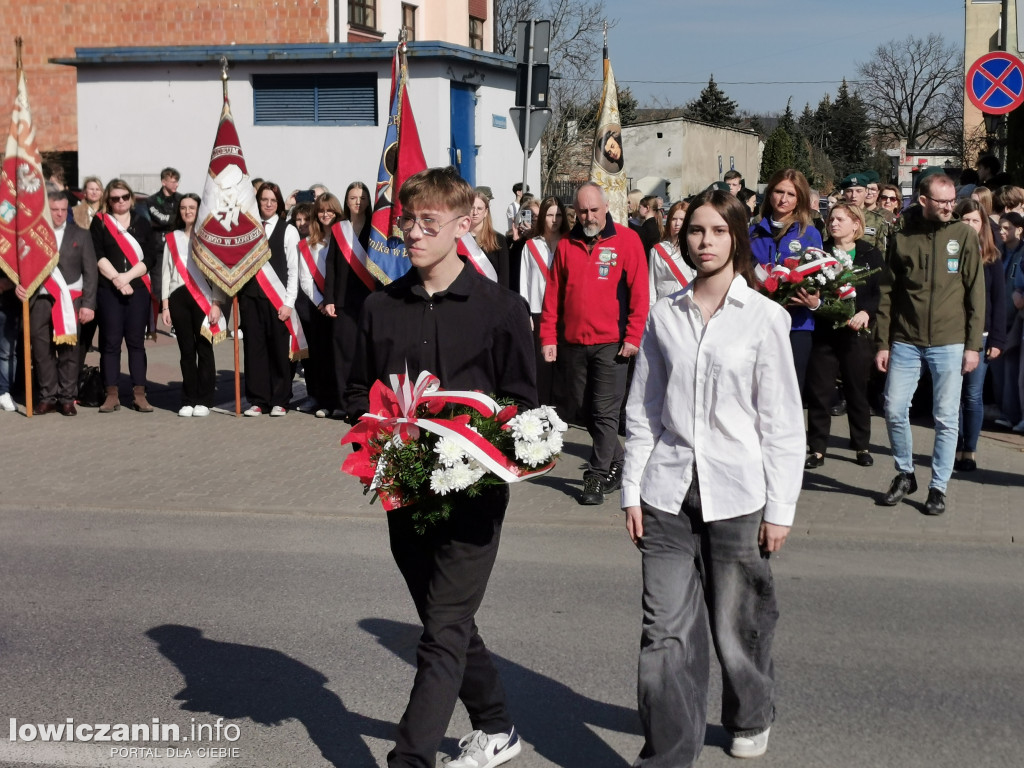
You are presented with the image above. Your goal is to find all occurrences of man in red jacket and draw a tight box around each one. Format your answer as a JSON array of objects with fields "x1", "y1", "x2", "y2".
[{"x1": 540, "y1": 182, "x2": 649, "y2": 505}]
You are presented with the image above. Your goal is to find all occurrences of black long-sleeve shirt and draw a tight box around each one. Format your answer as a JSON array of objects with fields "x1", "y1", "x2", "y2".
[{"x1": 345, "y1": 262, "x2": 538, "y2": 419}]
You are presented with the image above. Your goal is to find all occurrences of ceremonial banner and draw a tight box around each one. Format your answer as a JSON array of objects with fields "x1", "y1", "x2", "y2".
[
  {"x1": 589, "y1": 31, "x2": 627, "y2": 225},
  {"x1": 0, "y1": 51, "x2": 57, "y2": 296},
  {"x1": 366, "y1": 40, "x2": 427, "y2": 285},
  {"x1": 192, "y1": 78, "x2": 268, "y2": 295}
]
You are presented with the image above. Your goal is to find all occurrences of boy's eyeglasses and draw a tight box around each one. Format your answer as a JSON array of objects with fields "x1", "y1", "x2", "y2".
[{"x1": 397, "y1": 214, "x2": 464, "y2": 236}]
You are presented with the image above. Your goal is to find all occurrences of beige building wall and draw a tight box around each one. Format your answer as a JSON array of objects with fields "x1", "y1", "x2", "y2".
[{"x1": 964, "y1": 0, "x2": 1019, "y2": 150}]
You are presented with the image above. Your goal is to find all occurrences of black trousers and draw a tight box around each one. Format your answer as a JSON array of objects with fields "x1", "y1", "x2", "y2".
[
  {"x1": 239, "y1": 291, "x2": 292, "y2": 409},
  {"x1": 168, "y1": 287, "x2": 216, "y2": 407},
  {"x1": 96, "y1": 282, "x2": 149, "y2": 388},
  {"x1": 386, "y1": 486, "x2": 513, "y2": 768},
  {"x1": 29, "y1": 295, "x2": 82, "y2": 403},
  {"x1": 805, "y1": 328, "x2": 874, "y2": 454},
  {"x1": 560, "y1": 342, "x2": 628, "y2": 475},
  {"x1": 789, "y1": 329, "x2": 813, "y2": 399},
  {"x1": 296, "y1": 293, "x2": 337, "y2": 410}
]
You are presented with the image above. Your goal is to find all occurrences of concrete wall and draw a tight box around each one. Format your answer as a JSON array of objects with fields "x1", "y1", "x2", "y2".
[
  {"x1": 623, "y1": 119, "x2": 761, "y2": 202},
  {"x1": 75, "y1": 57, "x2": 537, "y2": 207}
]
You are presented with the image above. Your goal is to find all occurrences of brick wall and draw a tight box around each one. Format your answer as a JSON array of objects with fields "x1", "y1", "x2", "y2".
[{"x1": 1, "y1": 2, "x2": 330, "y2": 169}]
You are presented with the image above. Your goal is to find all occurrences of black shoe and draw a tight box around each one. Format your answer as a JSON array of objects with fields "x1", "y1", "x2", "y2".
[
  {"x1": 804, "y1": 453, "x2": 824, "y2": 469},
  {"x1": 602, "y1": 460, "x2": 624, "y2": 494},
  {"x1": 924, "y1": 487, "x2": 946, "y2": 516},
  {"x1": 579, "y1": 475, "x2": 604, "y2": 505},
  {"x1": 881, "y1": 472, "x2": 917, "y2": 506},
  {"x1": 829, "y1": 400, "x2": 847, "y2": 417},
  {"x1": 959, "y1": 458, "x2": 977, "y2": 472},
  {"x1": 855, "y1": 450, "x2": 874, "y2": 467}
]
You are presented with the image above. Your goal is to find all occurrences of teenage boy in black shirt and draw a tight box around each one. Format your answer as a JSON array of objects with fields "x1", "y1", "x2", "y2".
[{"x1": 346, "y1": 166, "x2": 536, "y2": 768}]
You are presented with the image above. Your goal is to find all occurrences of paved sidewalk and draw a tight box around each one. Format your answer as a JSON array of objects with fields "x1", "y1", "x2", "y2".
[{"x1": 1, "y1": 333, "x2": 1021, "y2": 544}]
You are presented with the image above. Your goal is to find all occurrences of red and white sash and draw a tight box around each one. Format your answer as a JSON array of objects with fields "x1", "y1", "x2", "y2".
[
  {"x1": 332, "y1": 220, "x2": 377, "y2": 293},
  {"x1": 40, "y1": 267, "x2": 81, "y2": 345},
  {"x1": 457, "y1": 234, "x2": 499, "y2": 282},
  {"x1": 297, "y1": 238, "x2": 327, "y2": 305},
  {"x1": 255, "y1": 264, "x2": 308, "y2": 361},
  {"x1": 99, "y1": 212, "x2": 157, "y2": 330},
  {"x1": 652, "y1": 242, "x2": 690, "y2": 289},
  {"x1": 525, "y1": 238, "x2": 551, "y2": 283},
  {"x1": 166, "y1": 231, "x2": 226, "y2": 344}
]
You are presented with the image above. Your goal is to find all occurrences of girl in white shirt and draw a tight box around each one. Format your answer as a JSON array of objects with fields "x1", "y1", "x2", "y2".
[
  {"x1": 647, "y1": 200, "x2": 696, "y2": 305},
  {"x1": 622, "y1": 190, "x2": 805, "y2": 766}
]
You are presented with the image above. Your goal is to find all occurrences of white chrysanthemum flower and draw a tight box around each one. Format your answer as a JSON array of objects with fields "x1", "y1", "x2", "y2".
[
  {"x1": 545, "y1": 431, "x2": 564, "y2": 455},
  {"x1": 433, "y1": 437, "x2": 465, "y2": 467},
  {"x1": 515, "y1": 439, "x2": 552, "y2": 467},
  {"x1": 430, "y1": 467, "x2": 453, "y2": 495},
  {"x1": 447, "y1": 462, "x2": 476, "y2": 490},
  {"x1": 466, "y1": 459, "x2": 487, "y2": 484},
  {"x1": 815, "y1": 273, "x2": 827, "y2": 285},
  {"x1": 539, "y1": 406, "x2": 568, "y2": 433},
  {"x1": 510, "y1": 412, "x2": 545, "y2": 441}
]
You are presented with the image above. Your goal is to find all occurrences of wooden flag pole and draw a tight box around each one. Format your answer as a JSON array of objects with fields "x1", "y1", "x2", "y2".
[
  {"x1": 22, "y1": 298, "x2": 32, "y2": 417},
  {"x1": 233, "y1": 295, "x2": 240, "y2": 416}
]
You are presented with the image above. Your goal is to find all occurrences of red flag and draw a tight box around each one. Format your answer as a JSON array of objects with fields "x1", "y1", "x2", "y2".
[
  {"x1": 366, "y1": 41, "x2": 427, "y2": 284},
  {"x1": 0, "y1": 57, "x2": 57, "y2": 295},
  {"x1": 191, "y1": 81, "x2": 268, "y2": 296}
]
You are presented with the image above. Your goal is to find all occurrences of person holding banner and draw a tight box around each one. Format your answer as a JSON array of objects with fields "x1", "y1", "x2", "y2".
[
  {"x1": 91, "y1": 178, "x2": 158, "y2": 413},
  {"x1": 324, "y1": 183, "x2": 373, "y2": 417},
  {"x1": 160, "y1": 193, "x2": 225, "y2": 418},
  {"x1": 240, "y1": 182, "x2": 301, "y2": 417},
  {"x1": 648, "y1": 201, "x2": 695, "y2": 305}
]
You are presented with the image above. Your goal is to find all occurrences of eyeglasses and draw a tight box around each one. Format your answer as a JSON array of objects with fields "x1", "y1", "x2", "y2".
[
  {"x1": 317, "y1": 210, "x2": 336, "y2": 218},
  {"x1": 397, "y1": 214, "x2": 464, "y2": 236},
  {"x1": 924, "y1": 196, "x2": 956, "y2": 208},
  {"x1": 108, "y1": 193, "x2": 131, "y2": 203},
  {"x1": 879, "y1": 195, "x2": 899, "y2": 203}
]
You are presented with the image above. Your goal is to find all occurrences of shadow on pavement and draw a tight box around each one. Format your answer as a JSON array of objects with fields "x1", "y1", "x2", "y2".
[
  {"x1": 146, "y1": 624, "x2": 391, "y2": 767},
  {"x1": 359, "y1": 617, "x2": 639, "y2": 768}
]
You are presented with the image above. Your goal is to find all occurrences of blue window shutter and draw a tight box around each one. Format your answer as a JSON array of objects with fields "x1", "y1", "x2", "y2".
[{"x1": 253, "y1": 73, "x2": 376, "y2": 126}]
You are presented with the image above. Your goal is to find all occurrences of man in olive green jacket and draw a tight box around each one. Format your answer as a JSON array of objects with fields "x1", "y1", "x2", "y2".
[{"x1": 874, "y1": 173, "x2": 985, "y2": 515}]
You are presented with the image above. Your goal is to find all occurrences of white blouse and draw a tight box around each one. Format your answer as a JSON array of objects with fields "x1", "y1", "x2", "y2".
[
  {"x1": 519, "y1": 236, "x2": 556, "y2": 314},
  {"x1": 648, "y1": 241, "x2": 696, "y2": 306}
]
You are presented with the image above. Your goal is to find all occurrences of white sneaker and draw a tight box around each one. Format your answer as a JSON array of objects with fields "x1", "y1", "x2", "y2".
[
  {"x1": 192, "y1": 405, "x2": 210, "y2": 417},
  {"x1": 314, "y1": 408, "x2": 329, "y2": 418},
  {"x1": 0, "y1": 392, "x2": 15, "y2": 412},
  {"x1": 177, "y1": 405, "x2": 194, "y2": 417},
  {"x1": 730, "y1": 727, "x2": 770, "y2": 759},
  {"x1": 445, "y1": 727, "x2": 521, "y2": 768},
  {"x1": 270, "y1": 405, "x2": 287, "y2": 417},
  {"x1": 995, "y1": 418, "x2": 1013, "y2": 428},
  {"x1": 243, "y1": 405, "x2": 263, "y2": 417}
]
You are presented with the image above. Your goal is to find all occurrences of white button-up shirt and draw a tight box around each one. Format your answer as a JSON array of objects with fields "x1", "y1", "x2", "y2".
[
  {"x1": 621, "y1": 275, "x2": 805, "y2": 526},
  {"x1": 264, "y1": 215, "x2": 300, "y2": 309}
]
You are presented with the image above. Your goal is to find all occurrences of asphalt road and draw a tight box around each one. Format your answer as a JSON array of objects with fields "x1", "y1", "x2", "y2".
[{"x1": 1, "y1": 507, "x2": 1021, "y2": 768}]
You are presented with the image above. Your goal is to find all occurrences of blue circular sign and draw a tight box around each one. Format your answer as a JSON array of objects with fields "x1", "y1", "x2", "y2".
[{"x1": 968, "y1": 52, "x2": 1024, "y2": 115}]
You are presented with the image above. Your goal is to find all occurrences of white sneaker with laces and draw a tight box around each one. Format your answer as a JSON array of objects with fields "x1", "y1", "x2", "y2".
[
  {"x1": 270, "y1": 405, "x2": 287, "y2": 417},
  {"x1": 0, "y1": 392, "x2": 15, "y2": 412},
  {"x1": 444, "y1": 727, "x2": 521, "y2": 768},
  {"x1": 243, "y1": 405, "x2": 263, "y2": 417},
  {"x1": 177, "y1": 405, "x2": 194, "y2": 417},
  {"x1": 729, "y1": 727, "x2": 770, "y2": 759},
  {"x1": 192, "y1": 405, "x2": 210, "y2": 417}
]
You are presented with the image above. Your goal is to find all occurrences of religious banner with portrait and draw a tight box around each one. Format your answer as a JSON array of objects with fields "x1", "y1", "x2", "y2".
[{"x1": 589, "y1": 33, "x2": 627, "y2": 225}]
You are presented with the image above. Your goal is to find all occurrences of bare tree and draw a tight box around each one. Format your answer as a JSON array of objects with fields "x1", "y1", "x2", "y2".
[
  {"x1": 856, "y1": 34, "x2": 963, "y2": 150},
  {"x1": 494, "y1": 0, "x2": 610, "y2": 191}
]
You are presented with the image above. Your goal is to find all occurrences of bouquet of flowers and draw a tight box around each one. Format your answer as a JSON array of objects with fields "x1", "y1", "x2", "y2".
[
  {"x1": 341, "y1": 369, "x2": 567, "y2": 533},
  {"x1": 755, "y1": 246, "x2": 878, "y2": 328}
]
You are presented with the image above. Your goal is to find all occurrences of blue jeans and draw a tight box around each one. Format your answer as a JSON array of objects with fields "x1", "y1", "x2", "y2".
[
  {"x1": 0, "y1": 297, "x2": 18, "y2": 396},
  {"x1": 884, "y1": 342, "x2": 964, "y2": 492},
  {"x1": 957, "y1": 354, "x2": 989, "y2": 453},
  {"x1": 635, "y1": 478, "x2": 777, "y2": 768}
]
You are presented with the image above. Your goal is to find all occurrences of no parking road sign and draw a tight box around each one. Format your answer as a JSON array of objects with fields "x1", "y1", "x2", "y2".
[{"x1": 967, "y1": 52, "x2": 1024, "y2": 115}]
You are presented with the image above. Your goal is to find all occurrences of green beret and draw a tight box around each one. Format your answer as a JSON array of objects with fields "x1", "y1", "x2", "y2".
[
  {"x1": 913, "y1": 166, "x2": 948, "y2": 189},
  {"x1": 863, "y1": 170, "x2": 880, "y2": 184},
  {"x1": 707, "y1": 181, "x2": 731, "y2": 193},
  {"x1": 840, "y1": 173, "x2": 867, "y2": 190}
]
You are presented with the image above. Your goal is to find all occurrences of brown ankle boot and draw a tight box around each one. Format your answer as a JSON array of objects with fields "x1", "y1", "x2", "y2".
[
  {"x1": 132, "y1": 385, "x2": 153, "y2": 412},
  {"x1": 99, "y1": 386, "x2": 120, "y2": 412}
]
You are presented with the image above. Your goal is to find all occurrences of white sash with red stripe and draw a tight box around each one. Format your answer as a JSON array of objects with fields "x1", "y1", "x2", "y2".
[
  {"x1": 332, "y1": 220, "x2": 377, "y2": 293},
  {"x1": 521, "y1": 237, "x2": 554, "y2": 314},
  {"x1": 255, "y1": 264, "x2": 308, "y2": 361},
  {"x1": 525, "y1": 238, "x2": 551, "y2": 283},
  {"x1": 297, "y1": 238, "x2": 327, "y2": 305},
  {"x1": 167, "y1": 231, "x2": 226, "y2": 344},
  {"x1": 457, "y1": 234, "x2": 499, "y2": 282},
  {"x1": 99, "y1": 213, "x2": 151, "y2": 294},
  {"x1": 652, "y1": 242, "x2": 690, "y2": 289},
  {"x1": 40, "y1": 267, "x2": 81, "y2": 345}
]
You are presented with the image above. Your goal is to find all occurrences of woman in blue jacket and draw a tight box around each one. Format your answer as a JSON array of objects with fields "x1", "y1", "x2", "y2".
[{"x1": 750, "y1": 168, "x2": 823, "y2": 393}]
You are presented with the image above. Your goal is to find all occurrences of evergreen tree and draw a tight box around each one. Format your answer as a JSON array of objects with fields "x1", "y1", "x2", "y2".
[
  {"x1": 684, "y1": 75, "x2": 740, "y2": 127},
  {"x1": 760, "y1": 127, "x2": 795, "y2": 183},
  {"x1": 829, "y1": 79, "x2": 870, "y2": 179}
]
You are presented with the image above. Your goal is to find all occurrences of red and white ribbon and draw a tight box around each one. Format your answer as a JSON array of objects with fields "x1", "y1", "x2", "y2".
[
  {"x1": 297, "y1": 238, "x2": 327, "y2": 305},
  {"x1": 457, "y1": 234, "x2": 499, "y2": 282},
  {"x1": 652, "y1": 242, "x2": 690, "y2": 289},
  {"x1": 332, "y1": 220, "x2": 377, "y2": 293},
  {"x1": 40, "y1": 267, "x2": 80, "y2": 345},
  {"x1": 255, "y1": 263, "x2": 308, "y2": 361},
  {"x1": 167, "y1": 231, "x2": 225, "y2": 343},
  {"x1": 525, "y1": 238, "x2": 550, "y2": 283}
]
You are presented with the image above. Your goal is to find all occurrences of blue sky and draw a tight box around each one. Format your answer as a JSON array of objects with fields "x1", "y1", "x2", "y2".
[{"x1": 605, "y1": 0, "x2": 966, "y2": 115}]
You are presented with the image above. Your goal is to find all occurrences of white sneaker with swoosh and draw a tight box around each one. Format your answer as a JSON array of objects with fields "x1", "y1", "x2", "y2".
[{"x1": 444, "y1": 727, "x2": 521, "y2": 768}]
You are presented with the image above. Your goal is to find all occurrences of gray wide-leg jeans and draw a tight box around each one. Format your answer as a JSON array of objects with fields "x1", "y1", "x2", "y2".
[{"x1": 634, "y1": 479, "x2": 778, "y2": 768}]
